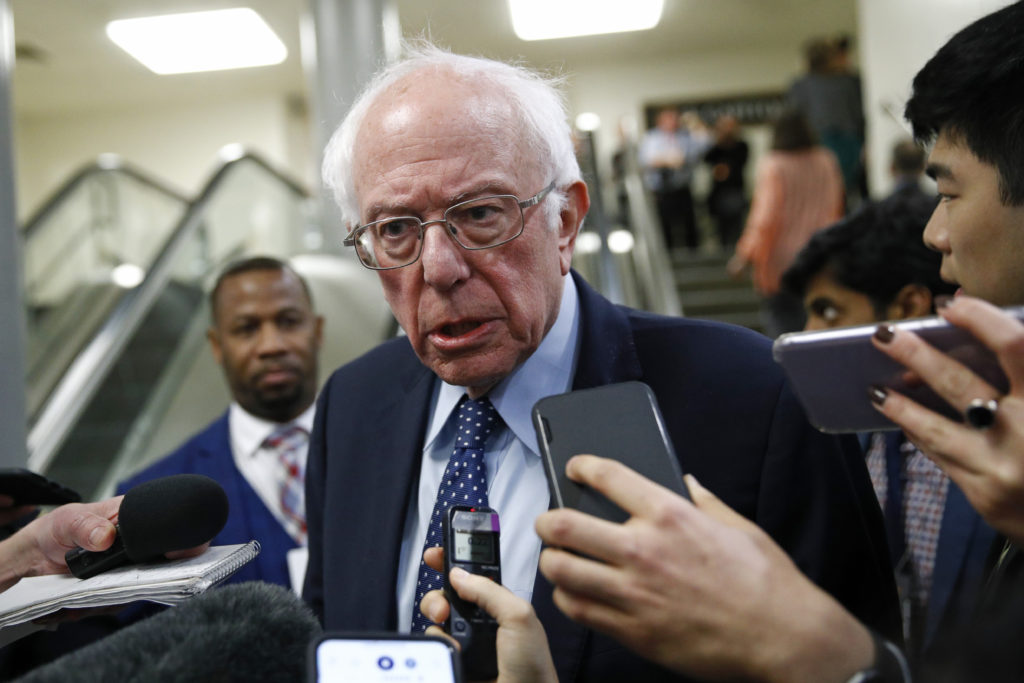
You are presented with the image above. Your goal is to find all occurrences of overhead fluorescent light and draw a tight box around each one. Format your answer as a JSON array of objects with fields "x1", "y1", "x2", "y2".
[
  {"x1": 510, "y1": 0, "x2": 663, "y2": 41},
  {"x1": 106, "y1": 8, "x2": 287, "y2": 75}
]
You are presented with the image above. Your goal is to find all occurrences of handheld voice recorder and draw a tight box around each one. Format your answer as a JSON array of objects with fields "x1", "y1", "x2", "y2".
[{"x1": 442, "y1": 504, "x2": 501, "y2": 680}]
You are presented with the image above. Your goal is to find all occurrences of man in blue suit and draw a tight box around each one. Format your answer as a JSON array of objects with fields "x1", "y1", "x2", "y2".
[
  {"x1": 120, "y1": 256, "x2": 323, "y2": 592},
  {"x1": 781, "y1": 194, "x2": 996, "y2": 672},
  {"x1": 305, "y1": 44, "x2": 899, "y2": 682}
]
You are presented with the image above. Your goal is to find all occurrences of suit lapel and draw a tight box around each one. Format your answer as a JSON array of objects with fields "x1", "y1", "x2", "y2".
[
  {"x1": 335, "y1": 355, "x2": 436, "y2": 629},
  {"x1": 531, "y1": 272, "x2": 644, "y2": 680}
]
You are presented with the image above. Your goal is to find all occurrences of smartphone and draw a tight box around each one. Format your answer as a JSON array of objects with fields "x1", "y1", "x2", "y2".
[
  {"x1": 532, "y1": 381, "x2": 690, "y2": 525},
  {"x1": 772, "y1": 306, "x2": 1023, "y2": 433},
  {"x1": 310, "y1": 632, "x2": 460, "y2": 683},
  {"x1": 0, "y1": 468, "x2": 81, "y2": 506},
  {"x1": 442, "y1": 505, "x2": 500, "y2": 681}
]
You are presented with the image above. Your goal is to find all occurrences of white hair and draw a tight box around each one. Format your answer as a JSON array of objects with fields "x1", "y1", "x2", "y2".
[{"x1": 321, "y1": 41, "x2": 581, "y2": 229}]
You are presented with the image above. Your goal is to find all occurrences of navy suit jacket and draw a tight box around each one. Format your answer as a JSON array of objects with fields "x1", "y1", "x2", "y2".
[
  {"x1": 304, "y1": 272, "x2": 900, "y2": 682},
  {"x1": 118, "y1": 412, "x2": 298, "y2": 588},
  {"x1": 879, "y1": 432, "x2": 996, "y2": 655}
]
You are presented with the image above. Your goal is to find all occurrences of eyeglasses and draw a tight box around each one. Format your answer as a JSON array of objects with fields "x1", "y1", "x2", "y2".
[{"x1": 343, "y1": 181, "x2": 556, "y2": 270}]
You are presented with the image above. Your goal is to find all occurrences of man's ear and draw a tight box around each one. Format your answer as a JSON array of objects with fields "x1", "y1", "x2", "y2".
[
  {"x1": 886, "y1": 283, "x2": 934, "y2": 319},
  {"x1": 207, "y1": 327, "x2": 224, "y2": 366},
  {"x1": 556, "y1": 180, "x2": 591, "y2": 276}
]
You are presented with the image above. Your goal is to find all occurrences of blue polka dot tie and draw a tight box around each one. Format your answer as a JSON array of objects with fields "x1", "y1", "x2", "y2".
[{"x1": 410, "y1": 395, "x2": 501, "y2": 632}]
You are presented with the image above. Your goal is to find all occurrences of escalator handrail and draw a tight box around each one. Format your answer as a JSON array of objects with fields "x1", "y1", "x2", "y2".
[
  {"x1": 27, "y1": 150, "x2": 310, "y2": 473},
  {"x1": 21, "y1": 154, "x2": 190, "y2": 239}
]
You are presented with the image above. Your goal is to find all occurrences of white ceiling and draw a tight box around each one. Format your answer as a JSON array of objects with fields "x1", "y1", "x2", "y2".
[{"x1": 11, "y1": 0, "x2": 857, "y2": 116}]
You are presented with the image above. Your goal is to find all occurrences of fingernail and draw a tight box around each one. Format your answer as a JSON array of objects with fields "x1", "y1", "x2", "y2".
[
  {"x1": 934, "y1": 295, "x2": 952, "y2": 310},
  {"x1": 874, "y1": 324, "x2": 895, "y2": 343},
  {"x1": 450, "y1": 567, "x2": 468, "y2": 580},
  {"x1": 89, "y1": 526, "x2": 108, "y2": 548},
  {"x1": 868, "y1": 385, "x2": 888, "y2": 406}
]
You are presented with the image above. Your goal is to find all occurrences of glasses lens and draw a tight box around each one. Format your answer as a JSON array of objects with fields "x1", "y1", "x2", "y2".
[
  {"x1": 357, "y1": 218, "x2": 421, "y2": 268},
  {"x1": 446, "y1": 196, "x2": 522, "y2": 248}
]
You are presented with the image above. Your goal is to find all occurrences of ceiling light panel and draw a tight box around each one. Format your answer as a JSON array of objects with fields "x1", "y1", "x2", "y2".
[
  {"x1": 106, "y1": 8, "x2": 286, "y2": 75},
  {"x1": 510, "y1": 0, "x2": 664, "y2": 41}
]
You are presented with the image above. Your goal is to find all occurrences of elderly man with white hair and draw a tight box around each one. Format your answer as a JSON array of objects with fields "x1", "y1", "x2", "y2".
[{"x1": 303, "y1": 42, "x2": 898, "y2": 682}]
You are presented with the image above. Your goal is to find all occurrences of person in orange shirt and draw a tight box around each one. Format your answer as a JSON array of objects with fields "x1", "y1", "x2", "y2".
[{"x1": 728, "y1": 108, "x2": 844, "y2": 336}]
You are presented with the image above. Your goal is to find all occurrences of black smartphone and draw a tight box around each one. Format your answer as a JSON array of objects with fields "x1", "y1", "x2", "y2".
[
  {"x1": 532, "y1": 381, "x2": 690, "y2": 525},
  {"x1": 772, "y1": 306, "x2": 1024, "y2": 433},
  {"x1": 310, "y1": 632, "x2": 460, "y2": 683},
  {"x1": 442, "y1": 505, "x2": 500, "y2": 681},
  {"x1": 0, "y1": 468, "x2": 81, "y2": 506}
]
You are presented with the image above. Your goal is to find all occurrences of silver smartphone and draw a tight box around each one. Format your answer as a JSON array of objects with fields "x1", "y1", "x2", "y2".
[
  {"x1": 310, "y1": 633, "x2": 460, "y2": 683},
  {"x1": 772, "y1": 306, "x2": 1024, "y2": 433}
]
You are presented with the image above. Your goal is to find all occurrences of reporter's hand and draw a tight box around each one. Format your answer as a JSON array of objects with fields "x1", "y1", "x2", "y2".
[
  {"x1": 0, "y1": 497, "x2": 121, "y2": 592},
  {"x1": 534, "y1": 455, "x2": 873, "y2": 683},
  {"x1": 419, "y1": 547, "x2": 557, "y2": 683},
  {"x1": 870, "y1": 296, "x2": 1024, "y2": 545}
]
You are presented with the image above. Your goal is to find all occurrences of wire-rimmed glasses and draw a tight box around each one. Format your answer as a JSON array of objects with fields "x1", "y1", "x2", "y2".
[{"x1": 343, "y1": 181, "x2": 556, "y2": 270}]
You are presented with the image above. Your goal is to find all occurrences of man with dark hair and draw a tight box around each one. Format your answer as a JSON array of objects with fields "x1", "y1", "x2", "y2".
[
  {"x1": 638, "y1": 107, "x2": 711, "y2": 252},
  {"x1": 788, "y1": 36, "x2": 865, "y2": 206},
  {"x1": 119, "y1": 256, "x2": 323, "y2": 591},
  {"x1": 782, "y1": 194, "x2": 953, "y2": 329},
  {"x1": 782, "y1": 195, "x2": 994, "y2": 672}
]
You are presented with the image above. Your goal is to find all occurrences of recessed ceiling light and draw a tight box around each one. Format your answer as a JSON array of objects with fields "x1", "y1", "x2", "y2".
[
  {"x1": 509, "y1": 0, "x2": 664, "y2": 41},
  {"x1": 106, "y1": 8, "x2": 287, "y2": 75}
]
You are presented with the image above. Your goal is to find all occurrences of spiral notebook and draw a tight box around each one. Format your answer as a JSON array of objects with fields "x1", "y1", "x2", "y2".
[{"x1": 0, "y1": 541, "x2": 260, "y2": 638}]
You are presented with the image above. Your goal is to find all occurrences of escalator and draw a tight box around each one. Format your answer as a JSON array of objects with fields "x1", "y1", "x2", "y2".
[
  {"x1": 22, "y1": 155, "x2": 190, "y2": 424},
  {"x1": 25, "y1": 150, "x2": 393, "y2": 501}
]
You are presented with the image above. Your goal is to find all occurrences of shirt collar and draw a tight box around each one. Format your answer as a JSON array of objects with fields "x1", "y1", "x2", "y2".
[
  {"x1": 426, "y1": 274, "x2": 580, "y2": 457},
  {"x1": 229, "y1": 400, "x2": 317, "y2": 458}
]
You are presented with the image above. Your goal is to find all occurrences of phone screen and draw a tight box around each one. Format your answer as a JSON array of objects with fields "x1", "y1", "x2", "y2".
[{"x1": 315, "y1": 637, "x2": 457, "y2": 683}]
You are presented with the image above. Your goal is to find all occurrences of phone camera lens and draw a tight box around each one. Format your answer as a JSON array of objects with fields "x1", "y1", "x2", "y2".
[{"x1": 377, "y1": 656, "x2": 394, "y2": 670}]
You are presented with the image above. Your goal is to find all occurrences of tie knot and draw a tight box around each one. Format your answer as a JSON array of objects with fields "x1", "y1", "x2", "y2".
[
  {"x1": 455, "y1": 396, "x2": 501, "y2": 449},
  {"x1": 264, "y1": 424, "x2": 308, "y2": 451}
]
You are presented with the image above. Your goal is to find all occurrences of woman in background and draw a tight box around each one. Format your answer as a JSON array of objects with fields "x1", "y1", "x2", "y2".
[{"x1": 728, "y1": 109, "x2": 844, "y2": 336}]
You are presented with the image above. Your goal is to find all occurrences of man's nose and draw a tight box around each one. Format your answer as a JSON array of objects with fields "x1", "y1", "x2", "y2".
[
  {"x1": 255, "y1": 323, "x2": 288, "y2": 355},
  {"x1": 420, "y1": 220, "x2": 471, "y2": 289},
  {"x1": 923, "y1": 205, "x2": 948, "y2": 253}
]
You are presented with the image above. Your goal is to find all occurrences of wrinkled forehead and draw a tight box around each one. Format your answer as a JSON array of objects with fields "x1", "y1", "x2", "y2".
[{"x1": 352, "y1": 69, "x2": 533, "y2": 178}]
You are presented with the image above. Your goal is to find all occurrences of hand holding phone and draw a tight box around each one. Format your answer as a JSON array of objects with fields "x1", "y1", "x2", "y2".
[
  {"x1": 420, "y1": 545, "x2": 559, "y2": 683},
  {"x1": 442, "y1": 505, "x2": 500, "y2": 680},
  {"x1": 772, "y1": 306, "x2": 1023, "y2": 433}
]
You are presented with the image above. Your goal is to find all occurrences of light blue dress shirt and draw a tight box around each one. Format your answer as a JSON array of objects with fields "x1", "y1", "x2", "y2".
[{"x1": 396, "y1": 274, "x2": 581, "y2": 631}]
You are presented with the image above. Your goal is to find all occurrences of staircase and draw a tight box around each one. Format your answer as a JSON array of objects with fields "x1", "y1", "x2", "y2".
[{"x1": 672, "y1": 249, "x2": 763, "y2": 333}]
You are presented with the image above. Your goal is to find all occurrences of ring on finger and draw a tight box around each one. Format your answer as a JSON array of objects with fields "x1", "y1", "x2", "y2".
[{"x1": 965, "y1": 397, "x2": 999, "y2": 430}]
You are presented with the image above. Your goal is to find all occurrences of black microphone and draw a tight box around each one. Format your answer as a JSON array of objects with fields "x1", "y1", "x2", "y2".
[
  {"x1": 14, "y1": 582, "x2": 320, "y2": 683},
  {"x1": 65, "y1": 474, "x2": 229, "y2": 579}
]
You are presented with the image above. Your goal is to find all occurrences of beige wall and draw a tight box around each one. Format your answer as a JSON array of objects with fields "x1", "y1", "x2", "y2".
[{"x1": 14, "y1": 91, "x2": 313, "y2": 222}]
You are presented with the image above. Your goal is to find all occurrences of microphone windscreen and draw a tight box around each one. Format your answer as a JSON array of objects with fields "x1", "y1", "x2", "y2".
[
  {"x1": 14, "y1": 582, "x2": 321, "y2": 683},
  {"x1": 118, "y1": 474, "x2": 229, "y2": 562}
]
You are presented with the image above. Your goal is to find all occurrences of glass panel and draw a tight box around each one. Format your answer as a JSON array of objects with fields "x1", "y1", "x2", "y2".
[{"x1": 23, "y1": 168, "x2": 188, "y2": 419}]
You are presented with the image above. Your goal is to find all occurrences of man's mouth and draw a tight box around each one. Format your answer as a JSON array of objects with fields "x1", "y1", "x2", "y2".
[
  {"x1": 258, "y1": 366, "x2": 299, "y2": 385},
  {"x1": 440, "y1": 320, "x2": 485, "y2": 337}
]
